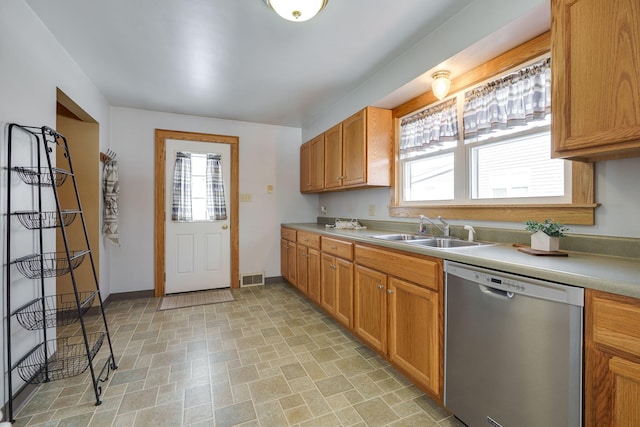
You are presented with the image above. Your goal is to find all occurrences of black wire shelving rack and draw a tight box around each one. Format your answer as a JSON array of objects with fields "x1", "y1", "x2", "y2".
[{"x1": 4, "y1": 124, "x2": 118, "y2": 423}]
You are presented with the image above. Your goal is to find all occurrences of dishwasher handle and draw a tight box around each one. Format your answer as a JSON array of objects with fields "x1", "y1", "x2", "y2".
[{"x1": 479, "y1": 284, "x2": 515, "y2": 299}]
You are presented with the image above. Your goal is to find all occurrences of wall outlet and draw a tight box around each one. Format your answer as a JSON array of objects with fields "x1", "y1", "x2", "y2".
[
  {"x1": 368, "y1": 204, "x2": 376, "y2": 216},
  {"x1": 320, "y1": 206, "x2": 327, "y2": 214},
  {"x1": 240, "y1": 193, "x2": 252, "y2": 202},
  {"x1": 266, "y1": 185, "x2": 273, "y2": 194}
]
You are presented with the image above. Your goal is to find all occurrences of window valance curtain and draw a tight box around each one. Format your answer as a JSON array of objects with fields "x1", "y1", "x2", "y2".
[
  {"x1": 171, "y1": 151, "x2": 192, "y2": 221},
  {"x1": 463, "y1": 57, "x2": 551, "y2": 139},
  {"x1": 399, "y1": 97, "x2": 458, "y2": 158},
  {"x1": 206, "y1": 154, "x2": 227, "y2": 221}
]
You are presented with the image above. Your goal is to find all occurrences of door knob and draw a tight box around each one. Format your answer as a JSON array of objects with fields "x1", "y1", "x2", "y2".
[{"x1": 222, "y1": 224, "x2": 228, "y2": 230}]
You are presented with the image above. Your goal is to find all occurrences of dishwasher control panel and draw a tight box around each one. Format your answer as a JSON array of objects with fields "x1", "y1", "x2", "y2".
[{"x1": 446, "y1": 261, "x2": 584, "y2": 306}]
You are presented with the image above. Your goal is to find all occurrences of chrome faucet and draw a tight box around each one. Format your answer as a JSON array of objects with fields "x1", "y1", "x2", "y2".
[{"x1": 419, "y1": 215, "x2": 450, "y2": 237}]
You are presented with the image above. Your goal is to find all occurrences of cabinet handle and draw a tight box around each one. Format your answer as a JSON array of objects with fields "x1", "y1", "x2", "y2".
[
  {"x1": 377, "y1": 284, "x2": 384, "y2": 290},
  {"x1": 331, "y1": 245, "x2": 337, "y2": 249},
  {"x1": 387, "y1": 289, "x2": 394, "y2": 295}
]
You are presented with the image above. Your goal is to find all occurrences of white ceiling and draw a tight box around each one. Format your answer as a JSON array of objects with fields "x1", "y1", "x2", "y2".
[{"x1": 25, "y1": 0, "x2": 549, "y2": 128}]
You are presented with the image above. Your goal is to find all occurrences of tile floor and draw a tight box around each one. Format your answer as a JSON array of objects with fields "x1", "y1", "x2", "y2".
[{"x1": 12, "y1": 282, "x2": 465, "y2": 427}]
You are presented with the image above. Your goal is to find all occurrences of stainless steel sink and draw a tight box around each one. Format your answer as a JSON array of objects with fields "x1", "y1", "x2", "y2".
[
  {"x1": 369, "y1": 233, "x2": 431, "y2": 241},
  {"x1": 369, "y1": 234, "x2": 492, "y2": 249},
  {"x1": 407, "y1": 238, "x2": 488, "y2": 248}
]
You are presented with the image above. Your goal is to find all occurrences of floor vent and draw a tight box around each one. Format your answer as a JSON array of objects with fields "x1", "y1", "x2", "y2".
[{"x1": 240, "y1": 273, "x2": 265, "y2": 287}]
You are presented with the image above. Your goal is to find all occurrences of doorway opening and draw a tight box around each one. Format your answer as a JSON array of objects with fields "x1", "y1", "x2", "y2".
[
  {"x1": 55, "y1": 89, "x2": 100, "y2": 300},
  {"x1": 154, "y1": 129, "x2": 239, "y2": 297}
]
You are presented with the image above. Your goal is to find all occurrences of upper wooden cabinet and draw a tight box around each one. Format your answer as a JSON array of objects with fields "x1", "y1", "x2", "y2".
[
  {"x1": 551, "y1": 0, "x2": 640, "y2": 161},
  {"x1": 329, "y1": 107, "x2": 392, "y2": 190},
  {"x1": 324, "y1": 123, "x2": 343, "y2": 190},
  {"x1": 301, "y1": 106, "x2": 392, "y2": 193},
  {"x1": 300, "y1": 134, "x2": 324, "y2": 193}
]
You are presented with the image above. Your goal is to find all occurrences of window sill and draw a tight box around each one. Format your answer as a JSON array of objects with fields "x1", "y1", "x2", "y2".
[{"x1": 389, "y1": 203, "x2": 599, "y2": 225}]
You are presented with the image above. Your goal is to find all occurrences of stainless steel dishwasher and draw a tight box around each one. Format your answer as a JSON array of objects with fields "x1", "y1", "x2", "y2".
[{"x1": 444, "y1": 261, "x2": 583, "y2": 427}]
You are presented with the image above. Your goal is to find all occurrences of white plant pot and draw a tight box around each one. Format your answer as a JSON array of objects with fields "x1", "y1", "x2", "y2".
[{"x1": 530, "y1": 231, "x2": 560, "y2": 252}]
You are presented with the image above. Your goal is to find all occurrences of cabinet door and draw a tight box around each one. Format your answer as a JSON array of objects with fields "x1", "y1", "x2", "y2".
[
  {"x1": 320, "y1": 253, "x2": 337, "y2": 314},
  {"x1": 307, "y1": 248, "x2": 320, "y2": 303},
  {"x1": 551, "y1": 0, "x2": 640, "y2": 160},
  {"x1": 354, "y1": 265, "x2": 387, "y2": 353},
  {"x1": 342, "y1": 108, "x2": 367, "y2": 187},
  {"x1": 287, "y1": 242, "x2": 297, "y2": 287},
  {"x1": 585, "y1": 289, "x2": 640, "y2": 426},
  {"x1": 310, "y1": 134, "x2": 325, "y2": 191},
  {"x1": 334, "y1": 258, "x2": 353, "y2": 329},
  {"x1": 296, "y1": 244, "x2": 308, "y2": 294},
  {"x1": 388, "y1": 277, "x2": 441, "y2": 397},
  {"x1": 300, "y1": 142, "x2": 311, "y2": 193},
  {"x1": 281, "y1": 239, "x2": 290, "y2": 284},
  {"x1": 324, "y1": 123, "x2": 343, "y2": 189}
]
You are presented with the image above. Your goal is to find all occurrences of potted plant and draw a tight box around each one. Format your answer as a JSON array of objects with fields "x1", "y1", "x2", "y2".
[{"x1": 525, "y1": 219, "x2": 568, "y2": 252}]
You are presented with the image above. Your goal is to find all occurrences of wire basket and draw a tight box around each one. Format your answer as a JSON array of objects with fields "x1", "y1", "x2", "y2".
[
  {"x1": 14, "y1": 251, "x2": 88, "y2": 279},
  {"x1": 15, "y1": 332, "x2": 105, "y2": 384},
  {"x1": 13, "y1": 291, "x2": 98, "y2": 330},
  {"x1": 14, "y1": 210, "x2": 78, "y2": 230},
  {"x1": 12, "y1": 166, "x2": 70, "y2": 187}
]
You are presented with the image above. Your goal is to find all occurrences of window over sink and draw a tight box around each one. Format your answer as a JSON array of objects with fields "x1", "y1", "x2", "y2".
[{"x1": 390, "y1": 32, "x2": 597, "y2": 225}]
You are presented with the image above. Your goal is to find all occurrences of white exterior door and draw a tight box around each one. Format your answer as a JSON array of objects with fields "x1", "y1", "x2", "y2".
[{"x1": 165, "y1": 139, "x2": 231, "y2": 294}]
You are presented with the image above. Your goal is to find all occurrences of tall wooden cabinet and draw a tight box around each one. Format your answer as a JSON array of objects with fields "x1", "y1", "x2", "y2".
[
  {"x1": 354, "y1": 244, "x2": 443, "y2": 400},
  {"x1": 551, "y1": 0, "x2": 640, "y2": 161},
  {"x1": 585, "y1": 289, "x2": 640, "y2": 426}
]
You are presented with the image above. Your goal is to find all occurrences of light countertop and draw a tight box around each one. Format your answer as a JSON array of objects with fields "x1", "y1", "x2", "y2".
[{"x1": 283, "y1": 223, "x2": 640, "y2": 299}]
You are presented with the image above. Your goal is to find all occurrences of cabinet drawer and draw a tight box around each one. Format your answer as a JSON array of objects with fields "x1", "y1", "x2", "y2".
[
  {"x1": 321, "y1": 236, "x2": 353, "y2": 260},
  {"x1": 297, "y1": 231, "x2": 320, "y2": 250},
  {"x1": 281, "y1": 227, "x2": 297, "y2": 242},
  {"x1": 355, "y1": 244, "x2": 441, "y2": 291},
  {"x1": 590, "y1": 290, "x2": 640, "y2": 357}
]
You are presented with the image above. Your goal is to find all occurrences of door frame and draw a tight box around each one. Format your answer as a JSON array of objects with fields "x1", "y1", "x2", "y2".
[{"x1": 154, "y1": 129, "x2": 239, "y2": 296}]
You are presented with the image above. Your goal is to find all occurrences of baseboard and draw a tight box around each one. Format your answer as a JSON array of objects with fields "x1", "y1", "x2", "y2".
[{"x1": 103, "y1": 290, "x2": 155, "y2": 305}]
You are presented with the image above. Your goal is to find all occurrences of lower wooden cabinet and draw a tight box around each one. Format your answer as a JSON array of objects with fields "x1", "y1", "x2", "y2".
[
  {"x1": 296, "y1": 230, "x2": 321, "y2": 300},
  {"x1": 354, "y1": 244, "x2": 443, "y2": 400},
  {"x1": 388, "y1": 276, "x2": 440, "y2": 395},
  {"x1": 354, "y1": 265, "x2": 387, "y2": 353},
  {"x1": 281, "y1": 229, "x2": 443, "y2": 402},
  {"x1": 280, "y1": 238, "x2": 296, "y2": 285},
  {"x1": 320, "y1": 253, "x2": 353, "y2": 328},
  {"x1": 585, "y1": 289, "x2": 640, "y2": 426},
  {"x1": 307, "y1": 248, "x2": 320, "y2": 303},
  {"x1": 296, "y1": 244, "x2": 309, "y2": 294}
]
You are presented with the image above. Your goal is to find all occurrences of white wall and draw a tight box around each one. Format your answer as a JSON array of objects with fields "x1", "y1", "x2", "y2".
[
  {"x1": 109, "y1": 107, "x2": 316, "y2": 293},
  {"x1": 0, "y1": 0, "x2": 113, "y2": 408}
]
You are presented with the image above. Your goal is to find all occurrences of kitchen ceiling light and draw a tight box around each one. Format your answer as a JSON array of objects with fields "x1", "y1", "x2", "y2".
[
  {"x1": 263, "y1": 0, "x2": 329, "y2": 22},
  {"x1": 431, "y1": 71, "x2": 451, "y2": 100}
]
